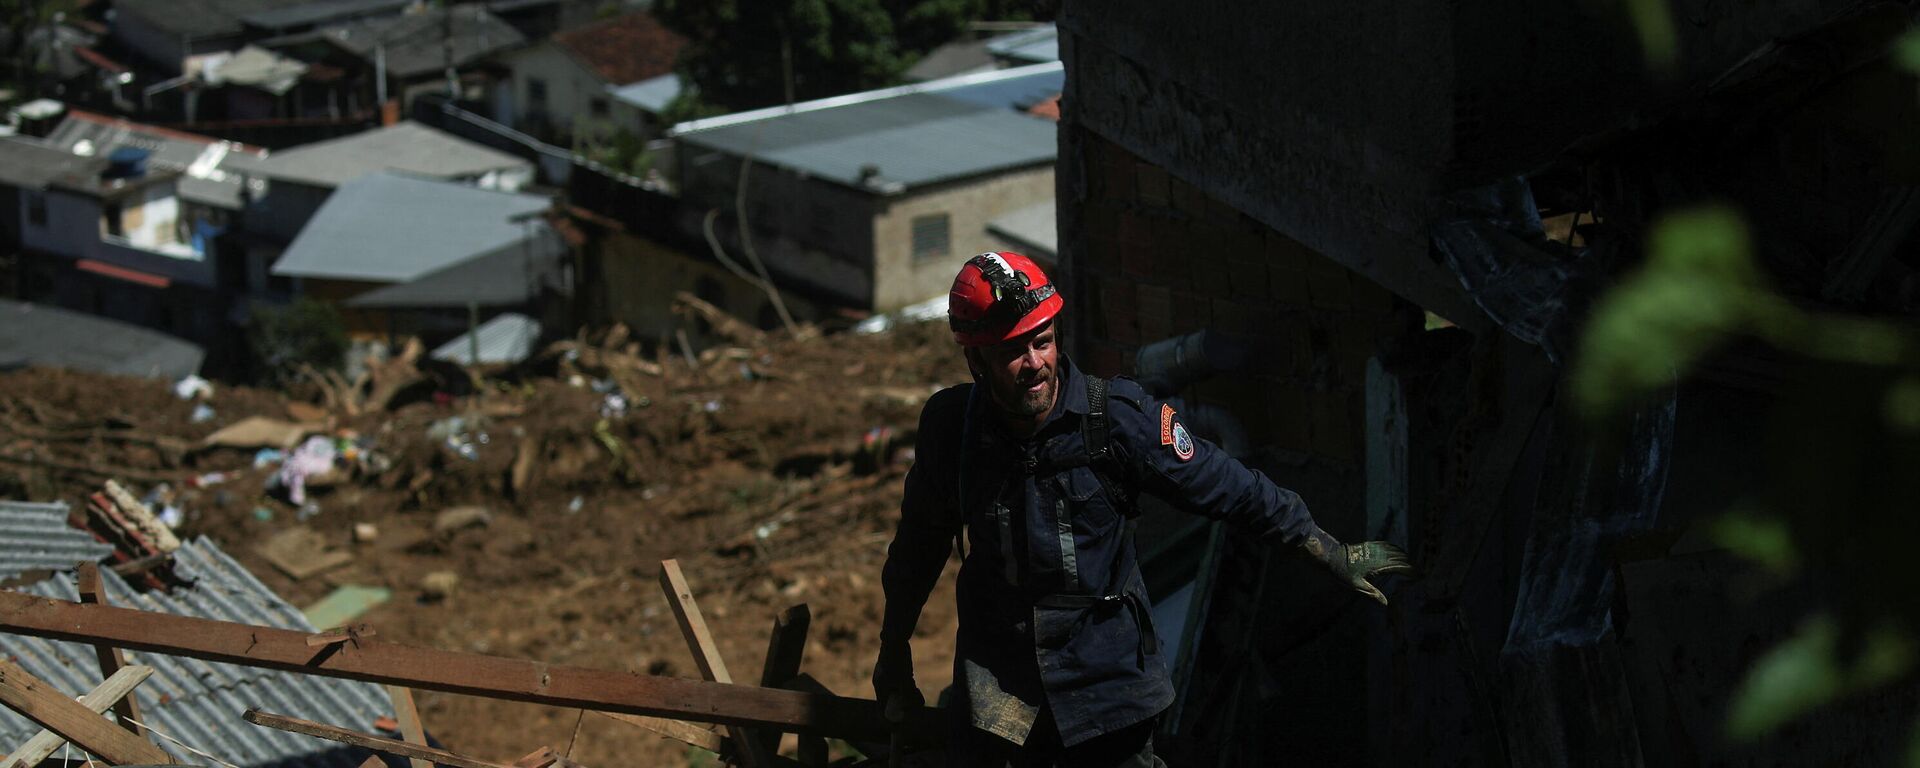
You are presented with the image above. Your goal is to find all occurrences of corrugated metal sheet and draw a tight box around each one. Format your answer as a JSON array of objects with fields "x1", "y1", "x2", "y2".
[
  {"x1": 431, "y1": 313, "x2": 542, "y2": 365},
  {"x1": 0, "y1": 299, "x2": 206, "y2": 379},
  {"x1": 0, "y1": 501, "x2": 114, "y2": 581},
  {"x1": 679, "y1": 92, "x2": 1056, "y2": 192},
  {"x1": 271, "y1": 172, "x2": 557, "y2": 283},
  {"x1": 0, "y1": 537, "x2": 393, "y2": 767}
]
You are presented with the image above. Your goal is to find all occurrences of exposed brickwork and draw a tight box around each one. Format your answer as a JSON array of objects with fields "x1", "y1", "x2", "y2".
[{"x1": 1067, "y1": 130, "x2": 1408, "y2": 469}]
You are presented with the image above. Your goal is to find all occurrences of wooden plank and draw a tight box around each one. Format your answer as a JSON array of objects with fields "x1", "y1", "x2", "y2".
[
  {"x1": 358, "y1": 757, "x2": 386, "y2": 768},
  {"x1": 657, "y1": 559, "x2": 775, "y2": 768},
  {"x1": 385, "y1": 685, "x2": 433, "y2": 768},
  {"x1": 754, "y1": 605, "x2": 818, "y2": 764},
  {"x1": 3, "y1": 665, "x2": 152, "y2": 768},
  {"x1": 244, "y1": 709, "x2": 508, "y2": 768},
  {"x1": 0, "y1": 659, "x2": 174, "y2": 765},
  {"x1": 0, "y1": 590, "x2": 937, "y2": 743},
  {"x1": 75, "y1": 562, "x2": 146, "y2": 738},
  {"x1": 599, "y1": 711, "x2": 728, "y2": 754}
]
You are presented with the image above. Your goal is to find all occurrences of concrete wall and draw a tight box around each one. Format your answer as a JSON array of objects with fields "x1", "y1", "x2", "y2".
[
  {"x1": 870, "y1": 164, "x2": 1055, "y2": 311},
  {"x1": 502, "y1": 43, "x2": 651, "y2": 143},
  {"x1": 18, "y1": 189, "x2": 90, "y2": 258},
  {"x1": 676, "y1": 149, "x2": 878, "y2": 307},
  {"x1": 593, "y1": 229, "x2": 821, "y2": 342},
  {"x1": 248, "y1": 179, "x2": 333, "y2": 243}
]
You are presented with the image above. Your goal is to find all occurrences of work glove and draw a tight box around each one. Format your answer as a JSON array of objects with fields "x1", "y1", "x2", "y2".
[
  {"x1": 871, "y1": 641, "x2": 923, "y2": 723},
  {"x1": 1301, "y1": 530, "x2": 1414, "y2": 606}
]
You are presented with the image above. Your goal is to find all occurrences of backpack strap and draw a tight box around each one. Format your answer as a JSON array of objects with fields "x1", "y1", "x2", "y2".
[{"x1": 1081, "y1": 376, "x2": 1134, "y2": 513}]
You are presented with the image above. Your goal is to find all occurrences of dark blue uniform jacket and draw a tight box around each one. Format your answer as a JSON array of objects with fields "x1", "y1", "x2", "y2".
[{"x1": 881, "y1": 357, "x2": 1322, "y2": 747}]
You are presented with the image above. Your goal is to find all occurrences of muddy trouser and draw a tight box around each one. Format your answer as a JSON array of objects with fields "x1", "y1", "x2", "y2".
[{"x1": 947, "y1": 707, "x2": 1166, "y2": 768}]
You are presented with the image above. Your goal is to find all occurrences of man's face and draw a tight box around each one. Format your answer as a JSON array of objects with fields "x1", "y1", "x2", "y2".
[{"x1": 970, "y1": 320, "x2": 1060, "y2": 423}]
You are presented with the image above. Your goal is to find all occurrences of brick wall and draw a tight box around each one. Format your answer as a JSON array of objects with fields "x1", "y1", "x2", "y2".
[{"x1": 1067, "y1": 129, "x2": 1408, "y2": 470}]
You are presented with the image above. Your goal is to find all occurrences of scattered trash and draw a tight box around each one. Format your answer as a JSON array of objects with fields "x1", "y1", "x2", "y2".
[
  {"x1": 252, "y1": 448, "x2": 285, "y2": 468},
  {"x1": 600, "y1": 393, "x2": 629, "y2": 418},
  {"x1": 353, "y1": 523, "x2": 379, "y2": 542},
  {"x1": 190, "y1": 403, "x2": 217, "y2": 423},
  {"x1": 189, "y1": 471, "x2": 229, "y2": 488},
  {"x1": 420, "y1": 570, "x2": 460, "y2": 601},
  {"x1": 256, "y1": 525, "x2": 353, "y2": 580},
  {"x1": 157, "y1": 505, "x2": 184, "y2": 528},
  {"x1": 173, "y1": 374, "x2": 214, "y2": 400},
  {"x1": 302, "y1": 585, "x2": 391, "y2": 630},
  {"x1": 567, "y1": 496, "x2": 584, "y2": 514},
  {"x1": 702, "y1": 399, "x2": 722, "y2": 413},
  {"x1": 277, "y1": 436, "x2": 338, "y2": 505},
  {"x1": 297, "y1": 501, "x2": 322, "y2": 521},
  {"x1": 433, "y1": 506, "x2": 492, "y2": 536},
  {"x1": 567, "y1": 374, "x2": 587, "y2": 388},
  {"x1": 204, "y1": 416, "x2": 316, "y2": 450},
  {"x1": 252, "y1": 506, "x2": 275, "y2": 522},
  {"x1": 285, "y1": 401, "x2": 330, "y2": 423}
]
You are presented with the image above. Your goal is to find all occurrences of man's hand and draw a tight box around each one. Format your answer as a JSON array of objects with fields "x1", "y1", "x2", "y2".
[
  {"x1": 872, "y1": 642, "x2": 922, "y2": 722},
  {"x1": 1328, "y1": 541, "x2": 1414, "y2": 605}
]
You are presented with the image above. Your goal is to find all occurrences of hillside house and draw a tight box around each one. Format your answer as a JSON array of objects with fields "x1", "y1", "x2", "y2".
[
  {"x1": 493, "y1": 10, "x2": 686, "y2": 143},
  {"x1": 670, "y1": 63, "x2": 1062, "y2": 312}
]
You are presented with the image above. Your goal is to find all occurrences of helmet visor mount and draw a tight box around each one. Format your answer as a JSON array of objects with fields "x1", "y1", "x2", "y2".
[{"x1": 949, "y1": 253, "x2": 1057, "y2": 338}]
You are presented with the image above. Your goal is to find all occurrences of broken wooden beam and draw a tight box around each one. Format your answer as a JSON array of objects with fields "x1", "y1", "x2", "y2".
[
  {"x1": 0, "y1": 590, "x2": 939, "y2": 743},
  {"x1": 2, "y1": 665, "x2": 153, "y2": 768},
  {"x1": 599, "y1": 711, "x2": 728, "y2": 754},
  {"x1": 0, "y1": 659, "x2": 174, "y2": 765},
  {"x1": 244, "y1": 708, "x2": 504, "y2": 768},
  {"x1": 386, "y1": 685, "x2": 432, "y2": 768},
  {"x1": 755, "y1": 605, "x2": 819, "y2": 763},
  {"x1": 658, "y1": 559, "x2": 777, "y2": 768},
  {"x1": 75, "y1": 562, "x2": 147, "y2": 739}
]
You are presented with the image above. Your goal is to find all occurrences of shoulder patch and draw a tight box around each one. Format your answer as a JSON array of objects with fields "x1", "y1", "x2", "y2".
[
  {"x1": 1172, "y1": 421, "x2": 1195, "y2": 462},
  {"x1": 1159, "y1": 403, "x2": 1176, "y2": 446}
]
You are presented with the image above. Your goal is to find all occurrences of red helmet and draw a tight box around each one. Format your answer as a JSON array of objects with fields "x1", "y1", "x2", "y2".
[{"x1": 948, "y1": 251, "x2": 1062, "y2": 347}]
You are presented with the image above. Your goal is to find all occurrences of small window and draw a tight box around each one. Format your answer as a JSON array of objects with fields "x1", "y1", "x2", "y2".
[
  {"x1": 527, "y1": 78, "x2": 548, "y2": 107},
  {"x1": 103, "y1": 202, "x2": 124, "y2": 237},
  {"x1": 910, "y1": 213, "x2": 951, "y2": 261},
  {"x1": 25, "y1": 192, "x2": 46, "y2": 227},
  {"x1": 589, "y1": 97, "x2": 609, "y2": 117}
]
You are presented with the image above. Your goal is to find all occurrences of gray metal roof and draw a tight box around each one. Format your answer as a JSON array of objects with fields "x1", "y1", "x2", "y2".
[
  {"x1": 430, "y1": 313, "x2": 543, "y2": 365},
  {"x1": 240, "y1": 0, "x2": 412, "y2": 33},
  {"x1": 0, "y1": 137, "x2": 103, "y2": 190},
  {"x1": 344, "y1": 228, "x2": 567, "y2": 309},
  {"x1": 292, "y1": 5, "x2": 525, "y2": 79},
  {"x1": 0, "y1": 501, "x2": 114, "y2": 581},
  {"x1": 116, "y1": 0, "x2": 316, "y2": 40},
  {"x1": 0, "y1": 536, "x2": 393, "y2": 767},
  {"x1": 987, "y1": 199, "x2": 1056, "y2": 260},
  {"x1": 252, "y1": 121, "x2": 530, "y2": 188},
  {"x1": 608, "y1": 73, "x2": 681, "y2": 114},
  {"x1": 43, "y1": 113, "x2": 268, "y2": 210},
  {"x1": 0, "y1": 300, "x2": 206, "y2": 380},
  {"x1": 673, "y1": 65, "x2": 1062, "y2": 193},
  {"x1": 985, "y1": 25, "x2": 1059, "y2": 64},
  {"x1": 272, "y1": 172, "x2": 554, "y2": 283}
]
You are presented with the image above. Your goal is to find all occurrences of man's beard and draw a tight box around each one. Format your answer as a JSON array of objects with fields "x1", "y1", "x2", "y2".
[{"x1": 998, "y1": 368, "x2": 1056, "y2": 418}]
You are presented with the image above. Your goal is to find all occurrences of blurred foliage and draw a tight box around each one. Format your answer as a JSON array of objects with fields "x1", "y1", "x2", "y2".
[
  {"x1": 248, "y1": 299, "x2": 348, "y2": 386},
  {"x1": 1726, "y1": 616, "x2": 1915, "y2": 741},
  {"x1": 1624, "y1": 0, "x2": 1679, "y2": 71},
  {"x1": 577, "y1": 124, "x2": 653, "y2": 179},
  {"x1": 1573, "y1": 201, "x2": 1920, "y2": 761},
  {"x1": 1895, "y1": 29, "x2": 1920, "y2": 74}
]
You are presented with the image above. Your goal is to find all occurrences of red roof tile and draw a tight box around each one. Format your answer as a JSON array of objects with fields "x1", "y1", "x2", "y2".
[{"x1": 551, "y1": 11, "x2": 686, "y2": 86}]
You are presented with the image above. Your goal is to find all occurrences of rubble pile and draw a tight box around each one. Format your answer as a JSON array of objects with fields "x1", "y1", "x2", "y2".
[{"x1": 0, "y1": 317, "x2": 968, "y2": 766}]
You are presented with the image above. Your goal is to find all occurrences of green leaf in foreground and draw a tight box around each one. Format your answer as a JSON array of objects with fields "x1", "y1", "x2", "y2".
[
  {"x1": 1710, "y1": 513, "x2": 1798, "y2": 575},
  {"x1": 1572, "y1": 205, "x2": 1757, "y2": 417},
  {"x1": 1727, "y1": 616, "x2": 1916, "y2": 741}
]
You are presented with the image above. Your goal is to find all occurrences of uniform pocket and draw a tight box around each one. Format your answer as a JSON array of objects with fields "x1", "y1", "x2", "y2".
[{"x1": 1055, "y1": 466, "x2": 1118, "y2": 533}]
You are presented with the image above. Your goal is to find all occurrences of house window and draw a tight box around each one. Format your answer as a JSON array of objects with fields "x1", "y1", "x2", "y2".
[
  {"x1": 910, "y1": 213, "x2": 951, "y2": 261},
  {"x1": 590, "y1": 97, "x2": 609, "y2": 117},
  {"x1": 25, "y1": 192, "x2": 46, "y2": 227},
  {"x1": 103, "y1": 202, "x2": 124, "y2": 237},
  {"x1": 527, "y1": 78, "x2": 548, "y2": 108}
]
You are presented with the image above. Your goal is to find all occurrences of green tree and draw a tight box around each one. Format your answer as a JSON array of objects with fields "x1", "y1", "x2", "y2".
[
  {"x1": 248, "y1": 299, "x2": 349, "y2": 386},
  {"x1": 654, "y1": 0, "x2": 984, "y2": 113}
]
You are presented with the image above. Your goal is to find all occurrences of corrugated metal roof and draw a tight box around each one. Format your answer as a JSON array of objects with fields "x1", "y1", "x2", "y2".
[
  {"x1": 0, "y1": 136, "x2": 103, "y2": 190},
  {"x1": 672, "y1": 64, "x2": 1060, "y2": 193},
  {"x1": 240, "y1": 0, "x2": 412, "y2": 32},
  {"x1": 0, "y1": 300, "x2": 206, "y2": 379},
  {"x1": 430, "y1": 313, "x2": 542, "y2": 365},
  {"x1": 0, "y1": 536, "x2": 393, "y2": 767},
  {"x1": 252, "y1": 122, "x2": 530, "y2": 189},
  {"x1": 271, "y1": 172, "x2": 555, "y2": 283},
  {"x1": 43, "y1": 113, "x2": 268, "y2": 211},
  {"x1": 987, "y1": 199, "x2": 1056, "y2": 259},
  {"x1": 608, "y1": 73, "x2": 681, "y2": 114},
  {"x1": 0, "y1": 501, "x2": 113, "y2": 581},
  {"x1": 985, "y1": 25, "x2": 1059, "y2": 64}
]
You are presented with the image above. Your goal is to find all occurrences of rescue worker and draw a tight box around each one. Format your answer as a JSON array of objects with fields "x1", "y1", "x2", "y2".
[{"x1": 873, "y1": 252, "x2": 1412, "y2": 767}]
